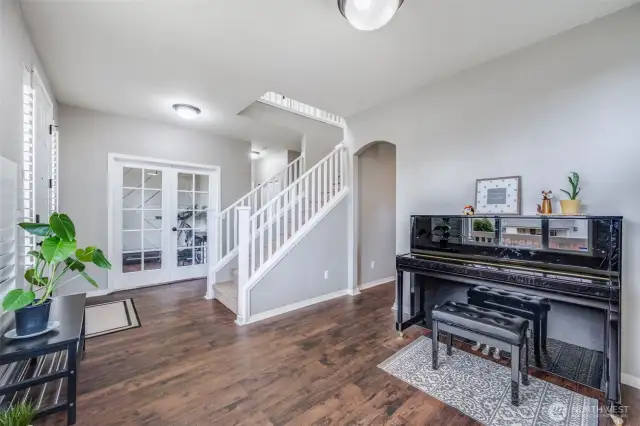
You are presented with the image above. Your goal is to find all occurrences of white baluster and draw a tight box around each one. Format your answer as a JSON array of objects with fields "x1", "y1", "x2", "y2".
[
  {"x1": 316, "y1": 166, "x2": 321, "y2": 211},
  {"x1": 206, "y1": 208, "x2": 218, "y2": 299},
  {"x1": 305, "y1": 175, "x2": 310, "y2": 222},
  {"x1": 237, "y1": 206, "x2": 250, "y2": 324},
  {"x1": 297, "y1": 180, "x2": 303, "y2": 229},
  {"x1": 259, "y1": 210, "x2": 265, "y2": 268},
  {"x1": 339, "y1": 148, "x2": 344, "y2": 192},
  {"x1": 311, "y1": 170, "x2": 316, "y2": 216},
  {"x1": 251, "y1": 216, "x2": 257, "y2": 274},
  {"x1": 217, "y1": 211, "x2": 222, "y2": 261},
  {"x1": 276, "y1": 197, "x2": 282, "y2": 250},
  {"x1": 329, "y1": 152, "x2": 334, "y2": 199},
  {"x1": 268, "y1": 204, "x2": 273, "y2": 258},
  {"x1": 253, "y1": 191, "x2": 258, "y2": 214},
  {"x1": 323, "y1": 160, "x2": 328, "y2": 206},
  {"x1": 225, "y1": 211, "x2": 230, "y2": 255},
  {"x1": 233, "y1": 208, "x2": 238, "y2": 249},
  {"x1": 283, "y1": 188, "x2": 289, "y2": 243}
]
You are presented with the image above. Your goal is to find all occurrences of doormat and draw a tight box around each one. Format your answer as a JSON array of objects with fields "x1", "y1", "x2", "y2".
[
  {"x1": 379, "y1": 336, "x2": 599, "y2": 426},
  {"x1": 85, "y1": 299, "x2": 141, "y2": 338}
]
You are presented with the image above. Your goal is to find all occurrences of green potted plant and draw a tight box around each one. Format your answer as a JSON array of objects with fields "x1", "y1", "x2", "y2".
[
  {"x1": 472, "y1": 218, "x2": 495, "y2": 233},
  {"x1": 0, "y1": 401, "x2": 37, "y2": 426},
  {"x1": 2, "y1": 213, "x2": 111, "y2": 336},
  {"x1": 560, "y1": 172, "x2": 581, "y2": 214}
]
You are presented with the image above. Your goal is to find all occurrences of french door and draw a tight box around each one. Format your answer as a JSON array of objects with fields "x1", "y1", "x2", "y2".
[{"x1": 110, "y1": 158, "x2": 218, "y2": 290}]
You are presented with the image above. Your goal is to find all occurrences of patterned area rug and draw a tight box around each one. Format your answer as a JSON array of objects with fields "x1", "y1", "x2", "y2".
[
  {"x1": 379, "y1": 336, "x2": 599, "y2": 426},
  {"x1": 505, "y1": 335, "x2": 603, "y2": 390},
  {"x1": 85, "y1": 299, "x2": 141, "y2": 338}
]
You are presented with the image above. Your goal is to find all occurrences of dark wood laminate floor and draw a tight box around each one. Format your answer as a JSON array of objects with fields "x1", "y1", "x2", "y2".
[{"x1": 40, "y1": 280, "x2": 638, "y2": 426}]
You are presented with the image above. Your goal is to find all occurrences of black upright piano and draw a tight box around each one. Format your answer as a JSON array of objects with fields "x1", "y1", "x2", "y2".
[{"x1": 396, "y1": 215, "x2": 622, "y2": 406}]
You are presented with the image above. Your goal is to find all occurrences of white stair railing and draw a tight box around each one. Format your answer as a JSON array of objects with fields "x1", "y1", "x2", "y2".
[
  {"x1": 215, "y1": 155, "x2": 304, "y2": 266},
  {"x1": 259, "y1": 92, "x2": 346, "y2": 128},
  {"x1": 236, "y1": 144, "x2": 346, "y2": 323}
]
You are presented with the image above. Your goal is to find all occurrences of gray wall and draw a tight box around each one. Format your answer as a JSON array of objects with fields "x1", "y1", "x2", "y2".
[
  {"x1": 0, "y1": 0, "x2": 56, "y2": 164},
  {"x1": 250, "y1": 196, "x2": 348, "y2": 316},
  {"x1": 252, "y1": 148, "x2": 289, "y2": 185},
  {"x1": 345, "y1": 6, "x2": 640, "y2": 382},
  {"x1": 58, "y1": 105, "x2": 251, "y2": 293},
  {"x1": 357, "y1": 142, "x2": 396, "y2": 286}
]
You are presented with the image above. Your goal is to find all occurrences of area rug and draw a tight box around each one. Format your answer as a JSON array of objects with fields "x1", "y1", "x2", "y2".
[
  {"x1": 379, "y1": 336, "x2": 599, "y2": 426},
  {"x1": 85, "y1": 299, "x2": 141, "y2": 338}
]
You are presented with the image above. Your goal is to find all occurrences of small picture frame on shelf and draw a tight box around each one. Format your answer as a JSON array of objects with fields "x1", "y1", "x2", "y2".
[{"x1": 475, "y1": 176, "x2": 521, "y2": 215}]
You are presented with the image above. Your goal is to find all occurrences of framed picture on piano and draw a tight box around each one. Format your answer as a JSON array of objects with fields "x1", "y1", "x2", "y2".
[{"x1": 475, "y1": 176, "x2": 521, "y2": 215}]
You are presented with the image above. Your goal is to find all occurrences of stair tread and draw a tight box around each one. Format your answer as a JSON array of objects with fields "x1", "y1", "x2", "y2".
[
  {"x1": 214, "y1": 280, "x2": 238, "y2": 297},
  {"x1": 213, "y1": 281, "x2": 238, "y2": 314}
]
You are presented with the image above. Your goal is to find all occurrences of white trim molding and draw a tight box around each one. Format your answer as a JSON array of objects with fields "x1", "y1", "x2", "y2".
[
  {"x1": 86, "y1": 289, "x2": 112, "y2": 298},
  {"x1": 622, "y1": 373, "x2": 640, "y2": 390},
  {"x1": 245, "y1": 290, "x2": 349, "y2": 325},
  {"x1": 360, "y1": 276, "x2": 394, "y2": 290}
]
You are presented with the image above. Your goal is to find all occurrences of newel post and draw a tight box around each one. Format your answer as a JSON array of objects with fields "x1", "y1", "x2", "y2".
[
  {"x1": 205, "y1": 207, "x2": 218, "y2": 300},
  {"x1": 236, "y1": 206, "x2": 251, "y2": 325}
]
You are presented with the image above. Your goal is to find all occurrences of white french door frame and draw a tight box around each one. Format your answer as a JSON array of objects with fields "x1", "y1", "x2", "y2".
[{"x1": 107, "y1": 153, "x2": 221, "y2": 292}]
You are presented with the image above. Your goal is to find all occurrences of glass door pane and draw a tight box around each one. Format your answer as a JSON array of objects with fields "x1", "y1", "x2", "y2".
[
  {"x1": 175, "y1": 173, "x2": 209, "y2": 268},
  {"x1": 122, "y1": 167, "x2": 163, "y2": 273}
]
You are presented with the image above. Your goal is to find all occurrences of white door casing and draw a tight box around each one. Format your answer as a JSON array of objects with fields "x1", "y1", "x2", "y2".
[{"x1": 107, "y1": 154, "x2": 220, "y2": 291}]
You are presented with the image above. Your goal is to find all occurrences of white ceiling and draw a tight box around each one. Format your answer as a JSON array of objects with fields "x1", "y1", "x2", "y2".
[{"x1": 20, "y1": 0, "x2": 638, "y2": 143}]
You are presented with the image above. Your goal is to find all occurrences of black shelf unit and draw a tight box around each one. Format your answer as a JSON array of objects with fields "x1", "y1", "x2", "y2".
[{"x1": 0, "y1": 294, "x2": 86, "y2": 425}]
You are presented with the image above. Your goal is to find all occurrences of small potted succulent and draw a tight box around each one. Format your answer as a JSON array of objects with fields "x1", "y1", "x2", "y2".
[
  {"x1": 2, "y1": 213, "x2": 111, "y2": 336},
  {"x1": 560, "y1": 172, "x2": 581, "y2": 215},
  {"x1": 0, "y1": 401, "x2": 37, "y2": 426}
]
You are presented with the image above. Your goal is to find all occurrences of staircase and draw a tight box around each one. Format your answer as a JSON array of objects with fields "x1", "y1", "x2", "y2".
[{"x1": 208, "y1": 144, "x2": 347, "y2": 323}]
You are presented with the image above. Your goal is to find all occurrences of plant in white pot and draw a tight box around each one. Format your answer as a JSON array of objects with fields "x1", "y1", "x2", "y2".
[
  {"x1": 559, "y1": 172, "x2": 581, "y2": 215},
  {"x1": 2, "y1": 213, "x2": 111, "y2": 336}
]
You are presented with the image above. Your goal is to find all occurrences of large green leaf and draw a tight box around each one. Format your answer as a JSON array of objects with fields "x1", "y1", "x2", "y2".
[
  {"x1": 79, "y1": 270, "x2": 99, "y2": 288},
  {"x1": 2, "y1": 289, "x2": 36, "y2": 312},
  {"x1": 49, "y1": 213, "x2": 75, "y2": 242},
  {"x1": 64, "y1": 257, "x2": 86, "y2": 272},
  {"x1": 23, "y1": 268, "x2": 48, "y2": 287},
  {"x1": 18, "y1": 222, "x2": 51, "y2": 236},
  {"x1": 41, "y1": 237, "x2": 77, "y2": 263},
  {"x1": 27, "y1": 250, "x2": 45, "y2": 261},
  {"x1": 76, "y1": 246, "x2": 97, "y2": 262},
  {"x1": 92, "y1": 249, "x2": 112, "y2": 269}
]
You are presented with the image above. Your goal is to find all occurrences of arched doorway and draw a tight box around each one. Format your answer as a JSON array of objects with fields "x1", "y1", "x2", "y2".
[{"x1": 354, "y1": 141, "x2": 396, "y2": 290}]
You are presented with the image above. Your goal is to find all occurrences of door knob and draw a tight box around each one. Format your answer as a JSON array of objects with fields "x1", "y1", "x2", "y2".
[{"x1": 172, "y1": 227, "x2": 177, "y2": 231}]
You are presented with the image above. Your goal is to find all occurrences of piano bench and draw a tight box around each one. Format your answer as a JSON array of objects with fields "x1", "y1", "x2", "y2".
[
  {"x1": 431, "y1": 301, "x2": 529, "y2": 406},
  {"x1": 468, "y1": 285, "x2": 550, "y2": 366}
]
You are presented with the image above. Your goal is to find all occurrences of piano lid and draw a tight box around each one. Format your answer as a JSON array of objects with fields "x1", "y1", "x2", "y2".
[{"x1": 410, "y1": 215, "x2": 622, "y2": 275}]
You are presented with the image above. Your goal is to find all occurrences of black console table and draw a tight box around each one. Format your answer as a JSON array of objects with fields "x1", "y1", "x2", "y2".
[{"x1": 0, "y1": 294, "x2": 86, "y2": 425}]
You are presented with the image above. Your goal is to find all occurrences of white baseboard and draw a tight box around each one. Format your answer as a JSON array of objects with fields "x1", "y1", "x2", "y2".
[
  {"x1": 622, "y1": 373, "x2": 640, "y2": 390},
  {"x1": 390, "y1": 304, "x2": 411, "y2": 315},
  {"x1": 86, "y1": 289, "x2": 112, "y2": 298},
  {"x1": 359, "y1": 276, "x2": 394, "y2": 290},
  {"x1": 245, "y1": 290, "x2": 349, "y2": 325},
  {"x1": 346, "y1": 288, "x2": 361, "y2": 296}
]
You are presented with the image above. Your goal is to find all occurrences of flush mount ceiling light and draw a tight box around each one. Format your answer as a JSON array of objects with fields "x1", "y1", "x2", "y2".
[
  {"x1": 338, "y1": 0, "x2": 404, "y2": 31},
  {"x1": 250, "y1": 151, "x2": 261, "y2": 159},
  {"x1": 172, "y1": 104, "x2": 201, "y2": 120}
]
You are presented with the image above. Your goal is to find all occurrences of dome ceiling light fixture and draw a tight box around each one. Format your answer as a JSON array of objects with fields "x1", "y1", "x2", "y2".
[
  {"x1": 172, "y1": 103, "x2": 201, "y2": 120},
  {"x1": 337, "y1": 0, "x2": 404, "y2": 31}
]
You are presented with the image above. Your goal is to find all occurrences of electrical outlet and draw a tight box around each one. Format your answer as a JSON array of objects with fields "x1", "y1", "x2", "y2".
[
  {"x1": 371, "y1": 261, "x2": 375, "y2": 269},
  {"x1": 324, "y1": 270, "x2": 329, "y2": 280}
]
